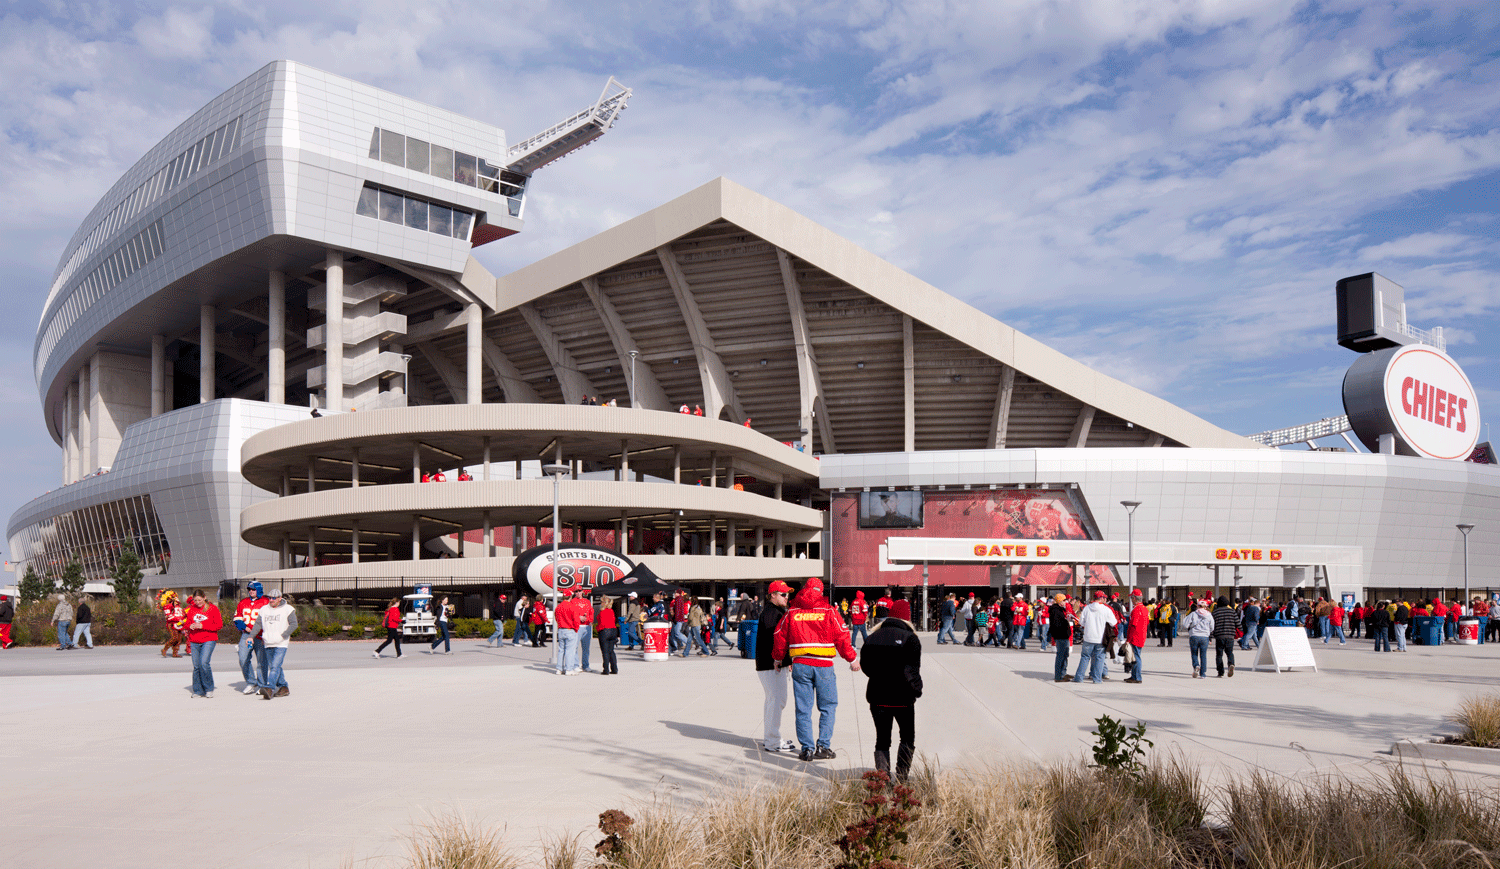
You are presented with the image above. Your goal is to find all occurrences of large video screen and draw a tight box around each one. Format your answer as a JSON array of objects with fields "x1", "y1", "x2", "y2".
[{"x1": 831, "y1": 487, "x2": 1116, "y2": 588}]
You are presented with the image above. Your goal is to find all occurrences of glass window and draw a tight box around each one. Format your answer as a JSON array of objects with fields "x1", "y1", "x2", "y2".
[
  {"x1": 356, "y1": 186, "x2": 378, "y2": 218},
  {"x1": 379, "y1": 189, "x2": 403, "y2": 223},
  {"x1": 454, "y1": 152, "x2": 477, "y2": 186},
  {"x1": 380, "y1": 129, "x2": 404, "y2": 166},
  {"x1": 406, "y1": 137, "x2": 429, "y2": 173},
  {"x1": 452, "y1": 210, "x2": 473, "y2": 240},
  {"x1": 428, "y1": 204, "x2": 452, "y2": 237},
  {"x1": 207, "y1": 126, "x2": 226, "y2": 162},
  {"x1": 368, "y1": 128, "x2": 381, "y2": 159},
  {"x1": 404, "y1": 197, "x2": 428, "y2": 231},
  {"x1": 188, "y1": 138, "x2": 206, "y2": 174},
  {"x1": 226, "y1": 116, "x2": 241, "y2": 151},
  {"x1": 430, "y1": 145, "x2": 453, "y2": 181}
]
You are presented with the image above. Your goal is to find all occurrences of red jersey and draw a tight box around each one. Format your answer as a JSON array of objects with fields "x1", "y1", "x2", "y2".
[
  {"x1": 1126, "y1": 603, "x2": 1148, "y2": 646},
  {"x1": 1010, "y1": 601, "x2": 1028, "y2": 626},
  {"x1": 670, "y1": 596, "x2": 691, "y2": 623},
  {"x1": 849, "y1": 599, "x2": 869, "y2": 625},
  {"x1": 235, "y1": 596, "x2": 270, "y2": 633},
  {"x1": 529, "y1": 601, "x2": 548, "y2": 625},
  {"x1": 383, "y1": 606, "x2": 402, "y2": 629},
  {"x1": 555, "y1": 598, "x2": 584, "y2": 631}
]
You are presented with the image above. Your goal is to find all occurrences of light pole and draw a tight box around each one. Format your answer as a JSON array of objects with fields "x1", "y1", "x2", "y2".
[
  {"x1": 628, "y1": 350, "x2": 639, "y2": 408},
  {"x1": 1121, "y1": 500, "x2": 1141, "y2": 594},
  {"x1": 1457, "y1": 523, "x2": 1475, "y2": 609},
  {"x1": 543, "y1": 462, "x2": 569, "y2": 670}
]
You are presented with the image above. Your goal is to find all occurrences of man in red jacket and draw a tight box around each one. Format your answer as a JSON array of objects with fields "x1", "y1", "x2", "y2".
[
  {"x1": 771, "y1": 578, "x2": 860, "y2": 762},
  {"x1": 848, "y1": 591, "x2": 870, "y2": 647},
  {"x1": 1124, "y1": 588, "x2": 1148, "y2": 684}
]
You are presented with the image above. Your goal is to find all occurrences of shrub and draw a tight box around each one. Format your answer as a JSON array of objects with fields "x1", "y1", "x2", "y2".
[
  {"x1": 112, "y1": 544, "x2": 145, "y2": 612},
  {"x1": 1448, "y1": 692, "x2": 1500, "y2": 748},
  {"x1": 1091, "y1": 714, "x2": 1153, "y2": 776}
]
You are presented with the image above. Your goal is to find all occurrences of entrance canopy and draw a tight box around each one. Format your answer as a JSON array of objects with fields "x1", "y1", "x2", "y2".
[{"x1": 884, "y1": 536, "x2": 1364, "y2": 592}]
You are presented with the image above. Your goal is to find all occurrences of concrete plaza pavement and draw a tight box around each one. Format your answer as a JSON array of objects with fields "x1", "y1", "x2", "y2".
[{"x1": 2, "y1": 630, "x2": 1495, "y2": 868}]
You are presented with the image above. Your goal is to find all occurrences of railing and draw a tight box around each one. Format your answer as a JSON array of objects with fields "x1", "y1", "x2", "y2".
[
  {"x1": 1399, "y1": 322, "x2": 1445, "y2": 352},
  {"x1": 505, "y1": 77, "x2": 632, "y2": 174}
]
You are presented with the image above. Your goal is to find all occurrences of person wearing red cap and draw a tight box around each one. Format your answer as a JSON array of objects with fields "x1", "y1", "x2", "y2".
[
  {"x1": 858, "y1": 598, "x2": 922, "y2": 781},
  {"x1": 554, "y1": 589, "x2": 584, "y2": 675},
  {"x1": 756, "y1": 581, "x2": 796, "y2": 752},
  {"x1": 1071, "y1": 591, "x2": 1118, "y2": 684},
  {"x1": 1124, "y1": 589, "x2": 1147, "y2": 683},
  {"x1": 771, "y1": 578, "x2": 860, "y2": 761},
  {"x1": 848, "y1": 592, "x2": 870, "y2": 648}
]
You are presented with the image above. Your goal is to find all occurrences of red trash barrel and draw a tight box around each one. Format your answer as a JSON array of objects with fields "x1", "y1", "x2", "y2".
[
  {"x1": 1458, "y1": 617, "x2": 1480, "y2": 645},
  {"x1": 643, "y1": 620, "x2": 670, "y2": 661}
]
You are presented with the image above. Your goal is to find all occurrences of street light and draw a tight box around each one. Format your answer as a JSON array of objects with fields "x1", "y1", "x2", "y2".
[
  {"x1": 1121, "y1": 500, "x2": 1141, "y2": 594},
  {"x1": 628, "y1": 350, "x2": 639, "y2": 408},
  {"x1": 1457, "y1": 523, "x2": 1475, "y2": 608},
  {"x1": 543, "y1": 462, "x2": 570, "y2": 671}
]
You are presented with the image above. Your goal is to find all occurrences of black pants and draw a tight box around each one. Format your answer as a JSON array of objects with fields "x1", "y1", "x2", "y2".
[
  {"x1": 870, "y1": 704, "x2": 915, "y2": 754},
  {"x1": 529, "y1": 623, "x2": 546, "y2": 646},
  {"x1": 375, "y1": 627, "x2": 402, "y2": 655},
  {"x1": 599, "y1": 629, "x2": 619, "y2": 674},
  {"x1": 1214, "y1": 637, "x2": 1235, "y2": 674}
]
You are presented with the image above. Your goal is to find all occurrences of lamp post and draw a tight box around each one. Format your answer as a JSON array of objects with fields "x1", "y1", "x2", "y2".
[
  {"x1": 543, "y1": 462, "x2": 569, "y2": 670},
  {"x1": 1457, "y1": 523, "x2": 1475, "y2": 609},
  {"x1": 628, "y1": 350, "x2": 639, "y2": 408},
  {"x1": 1121, "y1": 500, "x2": 1141, "y2": 594}
]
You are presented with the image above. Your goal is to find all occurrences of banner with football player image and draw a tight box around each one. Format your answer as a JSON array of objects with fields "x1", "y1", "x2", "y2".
[{"x1": 830, "y1": 487, "x2": 1119, "y2": 588}]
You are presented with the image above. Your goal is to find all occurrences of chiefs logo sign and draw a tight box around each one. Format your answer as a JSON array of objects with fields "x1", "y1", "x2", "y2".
[
  {"x1": 1344, "y1": 344, "x2": 1481, "y2": 460},
  {"x1": 512, "y1": 544, "x2": 635, "y2": 596}
]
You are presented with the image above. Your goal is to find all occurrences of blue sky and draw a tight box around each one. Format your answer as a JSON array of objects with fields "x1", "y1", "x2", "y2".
[{"x1": 2, "y1": 0, "x2": 1499, "y2": 551}]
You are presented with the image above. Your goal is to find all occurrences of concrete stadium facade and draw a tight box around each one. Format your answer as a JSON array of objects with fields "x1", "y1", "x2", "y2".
[{"x1": 10, "y1": 62, "x2": 1498, "y2": 605}]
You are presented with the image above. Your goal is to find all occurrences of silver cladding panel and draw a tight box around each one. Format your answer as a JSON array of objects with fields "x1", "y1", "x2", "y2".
[
  {"x1": 36, "y1": 60, "x2": 516, "y2": 423},
  {"x1": 819, "y1": 448, "x2": 1500, "y2": 590},
  {"x1": 7, "y1": 400, "x2": 310, "y2": 589}
]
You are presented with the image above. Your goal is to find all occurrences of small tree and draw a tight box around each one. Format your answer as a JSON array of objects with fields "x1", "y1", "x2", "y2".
[
  {"x1": 58, "y1": 555, "x2": 87, "y2": 598},
  {"x1": 112, "y1": 543, "x2": 144, "y2": 612},
  {"x1": 18, "y1": 565, "x2": 51, "y2": 604}
]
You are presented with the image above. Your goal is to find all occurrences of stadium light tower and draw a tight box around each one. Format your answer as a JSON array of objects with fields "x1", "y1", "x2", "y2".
[{"x1": 1121, "y1": 501, "x2": 1142, "y2": 594}]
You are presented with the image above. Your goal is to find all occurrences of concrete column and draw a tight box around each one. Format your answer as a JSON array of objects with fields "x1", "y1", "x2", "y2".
[
  {"x1": 77, "y1": 366, "x2": 90, "y2": 474},
  {"x1": 709, "y1": 452, "x2": 717, "y2": 487},
  {"x1": 673, "y1": 446, "x2": 681, "y2": 484},
  {"x1": 673, "y1": 512, "x2": 681, "y2": 555},
  {"x1": 281, "y1": 467, "x2": 290, "y2": 497},
  {"x1": 756, "y1": 527, "x2": 763, "y2": 557},
  {"x1": 351, "y1": 446, "x2": 360, "y2": 487},
  {"x1": 621, "y1": 441, "x2": 630, "y2": 481},
  {"x1": 63, "y1": 380, "x2": 77, "y2": 483},
  {"x1": 150, "y1": 334, "x2": 165, "y2": 416},
  {"x1": 412, "y1": 516, "x2": 421, "y2": 560},
  {"x1": 728, "y1": 520, "x2": 737, "y2": 556},
  {"x1": 775, "y1": 529, "x2": 783, "y2": 558},
  {"x1": 483, "y1": 436, "x2": 491, "y2": 480},
  {"x1": 466, "y1": 302, "x2": 482, "y2": 404},
  {"x1": 280, "y1": 534, "x2": 290, "y2": 570},
  {"x1": 708, "y1": 515, "x2": 717, "y2": 556},
  {"x1": 484, "y1": 510, "x2": 493, "y2": 557},
  {"x1": 351, "y1": 521, "x2": 361, "y2": 564},
  {"x1": 199, "y1": 304, "x2": 215, "y2": 403},
  {"x1": 306, "y1": 526, "x2": 315, "y2": 566},
  {"x1": 307, "y1": 456, "x2": 316, "y2": 493},
  {"x1": 268, "y1": 271, "x2": 286, "y2": 404},
  {"x1": 325, "y1": 250, "x2": 344, "y2": 412},
  {"x1": 412, "y1": 443, "x2": 421, "y2": 484}
]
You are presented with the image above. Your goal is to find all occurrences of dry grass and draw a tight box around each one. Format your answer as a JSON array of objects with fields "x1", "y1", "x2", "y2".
[
  {"x1": 392, "y1": 756, "x2": 1500, "y2": 869},
  {"x1": 405, "y1": 810, "x2": 518, "y2": 869},
  {"x1": 1448, "y1": 693, "x2": 1500, "y2": 748}
]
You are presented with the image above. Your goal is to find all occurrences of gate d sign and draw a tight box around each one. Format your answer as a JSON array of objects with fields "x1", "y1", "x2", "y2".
[{"x1": 1343, "y1": 344, "x2": 1481, "y2": 460}]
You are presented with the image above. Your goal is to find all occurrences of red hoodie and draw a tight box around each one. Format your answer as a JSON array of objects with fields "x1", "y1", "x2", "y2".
[
  {"x1": 849, "y1": 593, "x2": 869, "y2": 625},
  {"x1": 383, "y1": 605, "x2": 402, "y2": 629},
  {"x1": 183, "y1": 602, "x2": 223, "y2": 643},
  {"x1": 555, "y1": 597, "x2": 583, "y2": 631},
  {"x1": 771, "y1": 582, "x2": 856, "y2": 668}
]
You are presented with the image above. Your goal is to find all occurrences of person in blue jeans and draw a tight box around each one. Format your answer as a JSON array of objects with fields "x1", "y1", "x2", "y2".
[
  {"x1": 770, "y1": 578, "x2": 860, "y2": 761},
  {"x1": 429, "y1": 596, "x2": 452, "y2": 654},
  {"x1": 1047, "y1": 594, "x2": 1074, "y2": 681},
  {"x1": 937, "y1": 594, "x2": 958, "y2": 644},
  {"x1": 1071, "y1": 592, "x2": 1118, "y2": 684},
  {"x1": 1183, "y1": 599, "x2": 1213, "y2": 678}
]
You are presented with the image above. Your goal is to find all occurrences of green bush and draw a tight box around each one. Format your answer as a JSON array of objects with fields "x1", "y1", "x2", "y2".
[{"x1": 451, "y1": 617, "x2": 493, "y2": 638}]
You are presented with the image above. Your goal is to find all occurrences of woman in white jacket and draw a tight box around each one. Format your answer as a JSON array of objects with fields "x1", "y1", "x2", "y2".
[
  {"x1": 1183, "y1": 599, "x2": 1214, "y2": 679},
  {"x1": 250, "y1": 589, "x2": 299, "y2": 699}
]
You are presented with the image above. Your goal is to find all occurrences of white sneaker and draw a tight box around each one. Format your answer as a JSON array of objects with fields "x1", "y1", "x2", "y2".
[
  {"x1": 205, "y1": 691, "x2": 214, "y2": 698},
  {"x1": 372, "y1": 652, "x2": 381, "y2": 658},
  {"x1": 242, "y1": 685, "x2": 258, "y2": 694}
]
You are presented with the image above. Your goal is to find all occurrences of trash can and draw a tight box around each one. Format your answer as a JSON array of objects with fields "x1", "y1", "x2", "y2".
[
  {"x1": 1457, "y1": 617, "x2": 1480, "y2": 645},
  {"x1": 1267, "y1": 618, "x2": 1297, "y2": 627},
  {"x1": 642, "y1": 620, "x2": 671, "y2": 661},
  {"x1": 1413, "y1": 615, "x2": 1442, "y2": 646},
  {"x1": 739, "y1": 618, "x2": 758, "y2": 659}
]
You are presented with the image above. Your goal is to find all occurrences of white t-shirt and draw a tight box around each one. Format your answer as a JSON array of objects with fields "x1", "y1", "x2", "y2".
[{"x1": 254, "y1": 602, "x2": 299, "y2": 648}]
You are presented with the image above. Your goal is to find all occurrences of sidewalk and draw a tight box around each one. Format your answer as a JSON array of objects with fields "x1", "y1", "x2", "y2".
[{"x1": 2, "y1": 633, "x2": 1492, "y2": 868}]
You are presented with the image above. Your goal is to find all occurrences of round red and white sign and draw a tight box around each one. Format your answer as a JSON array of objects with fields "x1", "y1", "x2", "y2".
[
  {"x1": 511, "y1": 544, "x2": 635, "y2": 596},
  {"x1": 1343, "y1": 344, "x2": 1481, "y2": 460}
]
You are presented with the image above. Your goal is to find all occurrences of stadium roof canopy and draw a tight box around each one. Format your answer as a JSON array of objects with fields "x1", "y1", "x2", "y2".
[{"x1": 401, "y1": 177, "x2": 1258, "y2": 455}]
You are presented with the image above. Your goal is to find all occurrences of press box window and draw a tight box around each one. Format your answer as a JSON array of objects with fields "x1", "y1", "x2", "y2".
[{"x1": 356, "y1": 183, "x2": 474, "y2": 241}]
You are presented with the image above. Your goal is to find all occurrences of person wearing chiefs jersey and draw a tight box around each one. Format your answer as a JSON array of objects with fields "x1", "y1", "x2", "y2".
[
  {"x1": 1124, "y1": 589, "x2": 1148, "y2": 683},
  {"x1": 528, "y1": 597, "x2": 549, "y2": 647},
  {"x1": 848, "y1": 591, "x2": 870, "y2": 648},
  {"x1": 771, "y1": 578, "x2": 860, "y2": 762},
  {"x1": 372, "y1": 598, "x2": 404, "y2": 658},
  {"x1": 182, "y1": 589, "x2": 223, "y2": 698},
  {"x1": 553, "y1": 590, "x2": 584, "y2": 675},
  {"x1": 874, "y1": 589, "x2": 894, "y2": 620},
  {"x1": 234, "y1": 581, "x2": 271, "y2": 695}
]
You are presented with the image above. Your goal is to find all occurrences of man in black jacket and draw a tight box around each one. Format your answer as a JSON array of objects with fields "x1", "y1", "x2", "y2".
[
  {"x1": 1211, "y1": 596, "x2": 1238, "y2": 677},
  {"x1": 755, "y1": 581, "x2": 795, "y2": 753},
  {"x1": 1048, "y1": 593, "x2": 1074, "y2": 682},
  {"x1": 859, "y1": 598, "x2": 922, "y2": 781}
]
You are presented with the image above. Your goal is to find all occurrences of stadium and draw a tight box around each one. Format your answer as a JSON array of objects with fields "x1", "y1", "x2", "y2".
[{"x1": 10, "y1": 61, "x2": 1499, "y2": 614}]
